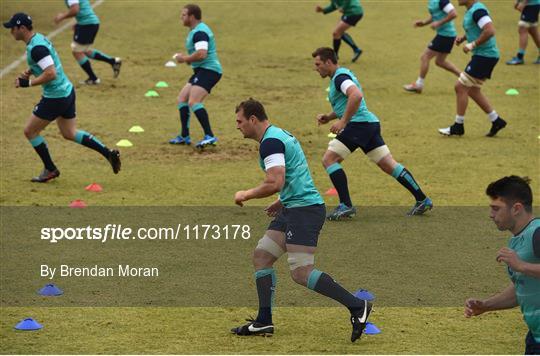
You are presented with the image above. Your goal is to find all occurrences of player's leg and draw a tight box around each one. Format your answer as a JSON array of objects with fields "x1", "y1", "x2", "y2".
[
  {"x1": 285, "y1": 205, "x2": 371, "y2": 342},
  {"x1": 438, "y1": 71, "x2": 475, "y2": 136},
  {"x1": 507, "y1": 25, "x2": 529, "y2": 65},
  {"x1": 529, "y1": 26, "x2": 540, "y2": 63},
  {"x1": 323, "y1": 137, "x2": 357, "y2": 220},
  {"x1": 332, "y1": 20, "x2": 351, "y2": 58},
  {"x1": 188, "y1": 70, "x2": 221, "y2": 148},
  {"x1": 404, "y1": 48, "x2": 437, "y2": 93},
  {"x1": 340, "y1": 14, "x2": 363, "y2": 61},
  {"x1": 82, "y1": 25, "x2": 122, "y2": 78},
  {"x1": 468, "y1": 87, "x2": 507, "y2": 137},
  {"x1": 71, "y1": 25, "x2": 99, "y2": 84},
  {"x1": 169, "y1": 83, "x2": 192, "y2": 144},
  {"x1": 434, "y1": 52, "x2": 460, "y2": 77},
  {"x1": 23, "y1": 112, "x2": 58, "y2": 182}
]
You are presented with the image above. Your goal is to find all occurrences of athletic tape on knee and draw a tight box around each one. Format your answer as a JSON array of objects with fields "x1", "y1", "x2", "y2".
[
  {"x1": 459, "y1": 72, "x2": 483, "y2": 88},
  {"x1": 328, "y1": 139, "x2": 351, "y2": 159},
  {"x1": 366, "y1": 145, "x2": 390, "y2": 163},
  {"x1": 71, "y1": 42, "x2": 91, "y2": 52},
  {"x1": 256, "y1": 235, "x2": 285, "y2": 259},
  {"x1": 287, "y1": 252, "x2": 315, "y2": 271},
  {"x1": 518, "y1": 20, "x2": 535, "y2": 28}
]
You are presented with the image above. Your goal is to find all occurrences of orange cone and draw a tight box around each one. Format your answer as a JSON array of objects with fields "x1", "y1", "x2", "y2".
[
  {"x1": 69, "y1": 199, "x2": 87, "y2": 208},
  {"x1": 325, "y1": 188, "x2": 338, "y2": 196},
  {"x1": 85, "y1": 183, "x2": 103, "y2": 192}
]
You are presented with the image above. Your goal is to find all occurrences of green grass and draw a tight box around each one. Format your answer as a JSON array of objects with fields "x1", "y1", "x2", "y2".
[{"x1": 0, "y1": 0, "x2": 538, "y2": 354}]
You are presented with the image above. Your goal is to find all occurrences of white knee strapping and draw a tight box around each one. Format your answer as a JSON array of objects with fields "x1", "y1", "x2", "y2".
[
  {"x1": 519, "y1": 20, "x2": 537, "y2": 28},
  {"x1": 459, "y1": 72, "x2": 483, "y2": 88},
  {"x1": 287, "y1": 252, "x2": 315, "y2": 270},
  {"x1": 328, "y1": 139, "x2": 352, "y2": 159},
  {"x1": 71, "y1": 42, "x2": 92, "y2": 52},
  {"x1": 366, "y1": 145, "x2": 390, "y2": 163},
  {"x1": 256, "y1": 235, "x2": 285, "y2": 258}
]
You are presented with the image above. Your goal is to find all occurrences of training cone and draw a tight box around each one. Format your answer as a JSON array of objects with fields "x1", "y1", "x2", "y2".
[
  {"x1": 354, "y1": 289, "x2": 375, "y2": 301},
  {"x1": 325, "y1": 188, "x2": 338, "y2": 196},
  {"x1": 14, "y1": 318, "x2": 43, "y2": 331},
  {"x1": 165, "y1": 60, "x2": 177, "y2": 67},
  {"x1": 155, "y1": 81, "x2": 169, "y2": 88},
  {"x1": 144, "y1": 90, "x2": 159, "y2": 98},
  {"x1": 128, "y1": 125, "x2": 145, "y2": 133},
  {"x1": 38, "y1": 283, "x2": 63, "y2": 296},
  {"x1": 85, "y1": 183, "x2": 103, "y2": 192},
  {"x1": 328, "y1": 133, "x2": 337, "y2": 138},
  {"x1": 364, "y1": 322, "x2": 381, "y2": 335},
  {"x1": 505, "y1": 88, "x2": 519, "y2": 96},
  {"x1": 69, "y1": 199, "x2": 87, "y2": 208},
  {"x1": 116, "y1": 139, "x2": 133, "y2": 147}
]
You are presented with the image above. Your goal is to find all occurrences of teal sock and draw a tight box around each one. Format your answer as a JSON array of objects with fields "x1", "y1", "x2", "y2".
[{"x1": 89, "y1": 49, "x2": 115, "y2": 65}]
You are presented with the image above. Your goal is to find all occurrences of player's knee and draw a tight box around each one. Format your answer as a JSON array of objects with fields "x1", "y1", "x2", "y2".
[
  {"x1": 435, "y1": 57, "x2": 445, "y2": 67},
  {"x1": 332, "y1": 31, "x2": 341, "y2": 39},
  {"x1": 23, "y1": 127, "x2": 35, "y2": 139},
  {"x1": 289, "y1": 267, "x2": 311, "y2": 286},
  {"x1": 61, "y1": 130, "x2": 75, "y2": 141},
  {"x1": 253, "y1": 235, "x2": 284, "y2": 269},
  {"x1": 188, "y1": 99, "x2": 201, "y2": 108},
  {"x1": 322, "y1": 153, "x2": 337, "y2": 168},
  {"x1": 287, "y1": 253, "x2": 314, "y2": 284}
]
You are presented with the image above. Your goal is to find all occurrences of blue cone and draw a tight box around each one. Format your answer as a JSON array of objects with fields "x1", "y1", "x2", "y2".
[
  {"x1": 38, "y1": 283, "x2": 63, "y2": 296},
  {"x1": 364, "y1": 322, "x2": 381, "y2": 335},
  {"x1": 354, "y1": 289, "x2": 375, "y2": 301},
  {"x1": 14, "y1": 318, "x2": 43, "y2": 331}
]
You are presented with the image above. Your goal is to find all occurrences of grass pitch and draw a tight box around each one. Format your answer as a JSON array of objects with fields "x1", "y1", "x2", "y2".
[{"x1": 0, "y1": 0, "x2": 539, "y2": 354}]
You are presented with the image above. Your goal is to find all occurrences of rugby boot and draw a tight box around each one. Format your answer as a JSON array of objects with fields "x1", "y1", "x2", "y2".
[
  {"x1": 31, "y1": 168, "x2": 60, "y2": 183},
  {"x1": 231, "y1": 318, "x2": 274, "y2": 337}
]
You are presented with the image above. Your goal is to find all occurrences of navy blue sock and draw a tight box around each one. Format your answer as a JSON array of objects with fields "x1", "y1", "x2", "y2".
[
  {"x1": 255, "y1": 268, "x2": 276, "y2": 324},
  {"x1": 29, "y1": 136, "x2": 56, "y2": 171},
  {"x1": 517, "y1": 49, "x2": 525, "y2": 60},
  {"x1": 307, "y1": 270, "x2": 364, "y2": 315},
  {"x1": 391, "y1": 164, "x2": 427, "y2": 202},
  {"x1": 78, "y1": 56, "x2": 98, "y2": 80},
  {"x1": 326, "y1": 163, "x2": 352, "y2": 207},
  {"x1": 341, "y1": 33, "x2": 359, "y2": 51},
  {"x1": 333, "y1": 39, "x2": 341, "y2": 55},
  {"x1": 191, "y1": 103, "x2": 214, "y2": 137},
  {"x1": 74, "y1": 130, "x2": 110, "y2": 159},
  {"x1": 178, "y1": 102, "x2": 190, "y2": 137}
]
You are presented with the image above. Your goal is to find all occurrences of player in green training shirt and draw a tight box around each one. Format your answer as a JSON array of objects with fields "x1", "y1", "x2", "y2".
[
  {"x1": 169, "y1": 4, "x2": 222, "y2": 149},
  {"x1": 4, "y1": 13, "x2": 120, "y2": 182},
  {"x1": 54, "y1": 0, "x2": 122, "y2": 85},
  {"x1": 438, "y1": 0, "x2": 507, "y2": 137},
  {"x1": 312, "y1": 47, "x2": 432, "y2": 220},
  {"x1": 231, "y1": 98, "x2": 372, "y2": 342},
  {"x1": 403, "y1": 0, "x2": 460, "y2": 93},
  {"x1": 465, "y1": 176, "x2": 540, "y2": 354},
  {"x1": 316, "y1": 0, "x2": 364, "y2": 62},
  {"x1": 506, "y1": 0, "x2": 540, "y2": 65}
]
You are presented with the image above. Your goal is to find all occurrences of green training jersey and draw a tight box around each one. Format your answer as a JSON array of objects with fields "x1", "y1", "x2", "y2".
[
  {"x1": 428, "y1": 0, "x2": 457, "y2": 37},
  {"x1": 328, "y1": 67, "x2": 379, "y2": 123},
  {"x1": 507, "y1": 218, "x2": 540, "y2": 342},
  {"x1": 65, "y1": 0, "x2": 99, "y2": 25},
  {"x1": 259, "y1": 126, "x2": 324, "y2": 208},
  {"x1": 524, "y1": 0, "x2": 540, "y2": 6},
  {"x1": 186, "y1": 22, "x2": 222, "y2": 74},
  {"x1": 463, "y1": 2, "x2": 499, "y2": 58},
  {"x1": 26, "y1": 33, "x2": 73, "y2": 98},
  {"x1": 323, "y1": 0, "x2": 363, "y2": 16}
]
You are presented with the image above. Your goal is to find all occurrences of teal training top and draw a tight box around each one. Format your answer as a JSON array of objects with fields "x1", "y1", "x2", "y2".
[
  {"x1": 328, "y1": 67, "x2": 379, "y2": 123},
  {"x1": 258, "y1": 126, "x2": 324, "y2": 208},
  {"x1": 323, "y1": 0, "x2": 363, "y2": 16},
  {"x1": 26, "y1": 33, "x2": 73, "y2": 98},
  {"x1": 186, "y1": 22, "x2": 222, "y2": 74},
  {"x1": 65, "y1": 0, "x2": 99, "y2": 25},
  {"x1": 428, "y1": 0, "x2": 457, "y2": 37},
  {"x1": 524, "y1": 0, "x2": 540, "y2": 6},
  {"x1": 463, "y1": 2, "x2": 499, "y2": 58},
  {"x1": 507, "y1": 218, "x2": 540, "y2": 342}
]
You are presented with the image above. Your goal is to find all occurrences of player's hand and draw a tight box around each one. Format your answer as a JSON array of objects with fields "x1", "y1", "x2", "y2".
[
  {"x1": 515, "y1": 2, "x2": 525, "y2": 11},
  {"x1": 15, "y1": 77, "x2": 30, "y2": 88},
  {"x1": 173, "y1": 53, "x2": 185, "y2": 63},
  {"x1": 264, "y1": 200, "x2": 283, "y2": 217},
  {"x1": 414, "y1": 20, "x2": 425, "y2": 27},
  {"x1": 317, "y1": 114, "x2": 333, "y2": 125},
  {"x1": 54, "y1": 13, "x2": 64, "y2": 24},
  {"x1": 463, "y1": 41, "x2": 476, "y2": 54},
  {"x1": 234, "y1": 190, "x2": 248, "y2": 207},
  {"x1": 19, "y1": 69, "x2": 31, "y2": 80},
  {"x1": 315, "y1": 5, "x2": 324, "y2": 13},
  {"x1": 496, "y1": 247, "x2": 525, "y2": 272},
  {"x1": 330, "y1": 119, "x2": 346, "y2": 134},
  {"x1": 430, "y1": 21, "x2": 440, "y2": 30},
  {"x1": 455, "y1": 36, "x2": 466, "y2": 46},
  {"x1": 464, "y1": 298, "x2": 488, "y2": 317}
]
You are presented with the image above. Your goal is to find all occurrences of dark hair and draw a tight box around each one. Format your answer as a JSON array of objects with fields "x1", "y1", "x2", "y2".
[
  {"x1": 486, "y1": 176, "x2": 533, "y2": 212},
  {"x1": 184, "y1": 4, "x2": 202, "y2": 20},
  {"x1": 235, "y1": 98, "x2": 268, "y2": 121},
  {"x1": 18, "y1": 24, "x2": 32, "y2": 30},
  {"x1": 312, "y1": 47, "x2": 337, "y2": 64}
]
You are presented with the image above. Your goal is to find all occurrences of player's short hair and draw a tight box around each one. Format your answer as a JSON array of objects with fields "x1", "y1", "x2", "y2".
[
  {"x1": 235, "y1": 98, "x2": 268, "y2": 122},
  {"x1": 312, "y1": 47, "x2": 338, "y2": 64},
  {"x1": 184, "y1": 4, "x2": 202, "y2": 20},
  {"x1": 486, "y1": 176, "x2": 533, "y2": 212}
]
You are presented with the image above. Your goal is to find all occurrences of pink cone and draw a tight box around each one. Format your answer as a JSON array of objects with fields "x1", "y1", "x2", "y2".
[
  {"x1": 85, "y1": 183, "x2": 103, "y2": 192},
  {"x1": 69, "y1": 199, "x2": 87, "y2": 208},
  {"x1": 325, "y1": 188, "x2": 338, "y2": 196}
]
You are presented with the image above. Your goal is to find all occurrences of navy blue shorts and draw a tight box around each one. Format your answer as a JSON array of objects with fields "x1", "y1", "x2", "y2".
[
  {"x1": 267, "y1": 204, "x2": 326, "y2": 247},
  {"x1": 525, "y1": 331, "x2": 540, "y2": 355},
  {"x1": 336, "y1": 122, "x2": 386, "y2": 154},
  {"x1": 73, "y1": 24, "x2": 99, "y2": 45},
  {"x1": 465, "y1": 55, "x2": 499, "y2": 80},
  {"x1": 188, "y1": 68, "x2": 222, "y2": 93},
  {"x1": 521, "y1": 5, "x2": 540, "y2": 23},
  {"x1": 341, "y1": 13, "x2": 363, "y2": 26},
  {"x1": 428, "y1": 34, "x2": 456, "y2": 54},
  {"x1": 33, "y1": 88, "x2": 76, "y2": 121}
]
